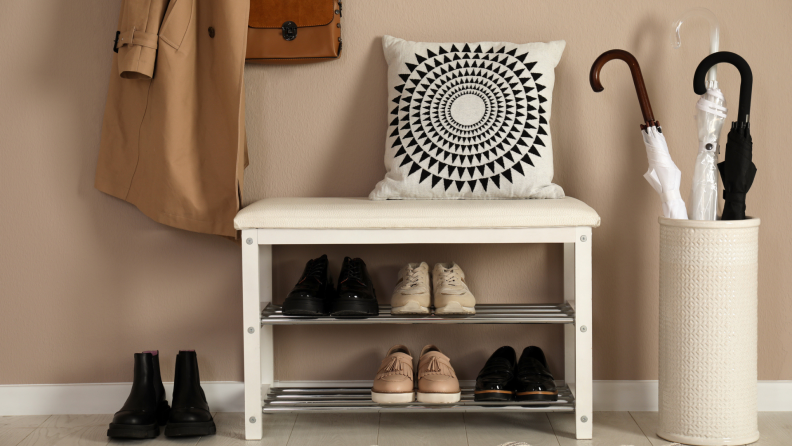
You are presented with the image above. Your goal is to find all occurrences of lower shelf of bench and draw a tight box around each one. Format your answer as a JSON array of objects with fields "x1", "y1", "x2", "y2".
[{"x1": 262, "y1": 384, "x2": 574, "y2": 413}]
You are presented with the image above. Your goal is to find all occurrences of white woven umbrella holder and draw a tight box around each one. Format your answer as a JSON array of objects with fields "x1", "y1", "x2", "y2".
[{"x1": 657, "y1": 217, "x2": 760, "y2": 445}]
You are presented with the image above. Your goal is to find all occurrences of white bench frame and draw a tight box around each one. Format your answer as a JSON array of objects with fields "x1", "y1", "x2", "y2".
[{"x1": 240, "y1": 226, "x2": 593, "y2": 440}]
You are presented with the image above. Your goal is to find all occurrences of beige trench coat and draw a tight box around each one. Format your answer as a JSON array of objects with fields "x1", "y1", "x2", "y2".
[{"x1": 96, "y1": 0, "x2": 249, "y2": 237}]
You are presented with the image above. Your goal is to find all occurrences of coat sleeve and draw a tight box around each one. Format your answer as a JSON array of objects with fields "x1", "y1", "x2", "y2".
[{"x1": 115, "y1": 0, "x2": 170, "y2": 79}]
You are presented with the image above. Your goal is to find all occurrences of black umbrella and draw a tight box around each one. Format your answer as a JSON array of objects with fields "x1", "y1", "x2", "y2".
[{"x1": 694, "y1": 52, "x2": 755, "y2": 220}]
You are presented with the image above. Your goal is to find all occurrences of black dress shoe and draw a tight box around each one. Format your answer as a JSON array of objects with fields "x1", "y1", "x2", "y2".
[
  {"x1": 107, "y1": 351, "x2": 170, "y2": 439},
  {"x1": 331, "y1": 257, "x2": 379, "y2": 316},
  {"x1": 164, "y1": 351, "x2": 216, "y2": 437},
  {"x1": 515, "y1": 346, "x2": 558, "y2": 401},
  {"x1": 282, "y1": 254, "x2": 335, "y2": 316},
  {"x1": 474, "y1": 346, "x2": 517, "y2": 401}
]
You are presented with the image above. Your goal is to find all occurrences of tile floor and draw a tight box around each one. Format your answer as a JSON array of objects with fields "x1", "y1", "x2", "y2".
[{"x1": 1, "y1": 412, "x2": 790, "y2": 445}]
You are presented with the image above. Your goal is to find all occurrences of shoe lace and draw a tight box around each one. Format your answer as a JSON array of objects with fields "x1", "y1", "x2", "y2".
[
  {"x1": 441, "y1": 267, "x2": 460, "y2": 287},
  {"x1": 342, "y1": 259, "x2": 364, "y2": 283},
  {"x1": 300, "y1": 260, "x2": 325, "y2": 283},
  {"x1": 404, "y1": 266, "x2": 423, "y2": 288}
]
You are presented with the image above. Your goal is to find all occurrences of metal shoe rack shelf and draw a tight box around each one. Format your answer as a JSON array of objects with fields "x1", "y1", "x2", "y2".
[{"x1": 241, "y1": 226, "x2": 593, "y2": 440}]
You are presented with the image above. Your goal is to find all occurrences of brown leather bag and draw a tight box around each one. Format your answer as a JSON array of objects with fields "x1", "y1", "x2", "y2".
[{"x1": 246, "y1": 0, "x2": 342, "y2": 64}]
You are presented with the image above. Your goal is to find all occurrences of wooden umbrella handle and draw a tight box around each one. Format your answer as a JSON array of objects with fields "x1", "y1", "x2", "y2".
[{"x1": 590, "y1": 49, "x2": 657, "y2": 127}]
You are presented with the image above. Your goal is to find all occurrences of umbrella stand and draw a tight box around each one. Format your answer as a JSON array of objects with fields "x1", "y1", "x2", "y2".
[
  {"x1": 590, "y1": 50, "x2": 688, "y2": 219},
  {"x1": 694, "y1": 52, "x2": 755, "y2": 220},
  {"x1": 657, "y1": 50, "x2": 761, "y2": 446},
  {"x1": 658, "y1": 217, "x2": 760, "y2": 446}
]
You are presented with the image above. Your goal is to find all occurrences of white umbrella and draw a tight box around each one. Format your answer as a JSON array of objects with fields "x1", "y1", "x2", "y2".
[
  {"x1": 643, "y1": 127, "x2": 688, "y2": 219},
  {"x1": 672, "y1": 8, "x2": 726, "y2": 220},
  {"x1": 591, "y1": 49, "x2": 688, "y2": 219},
  {"x1": 689, "y1": 88, "x2": 727, "y2": 220}
]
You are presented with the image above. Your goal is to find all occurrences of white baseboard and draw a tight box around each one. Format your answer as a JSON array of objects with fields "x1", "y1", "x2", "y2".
[
  {"x1": 594, "y1": 380, "x2": 658, "y2": 411},
  {"x1": 1, "y1": 380, "x2": 790, "y2": 416},
  {"x1": 0, "y1": 382, "x2": 245, "y2": 416}
]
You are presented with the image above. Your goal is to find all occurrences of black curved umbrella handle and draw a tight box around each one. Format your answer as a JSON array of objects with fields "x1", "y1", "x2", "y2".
[
  {"x1": 694, "y1": 51, "x2": 753, "y2": 124},
  {"x1": 590, "y1": 49, "x2": 657, "y2": 128}
]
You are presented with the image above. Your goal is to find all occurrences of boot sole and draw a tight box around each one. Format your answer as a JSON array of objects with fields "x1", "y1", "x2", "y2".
[
  {"x1": 107, "y1": 423, "x2": 159, "y2": 439},
  {"x1": 282, "y1": 297, "x2": 328, "y2": 316},
  {"x1": 391, "y1": 301, "x2": 430, "y2": 315},
  {"x1": 330, "y1": 299, "x2": 379, "y2": 316},
  {"x1": 416, "y1": 392, "x2": 461, "y2": 404},
  {"x1": 164, "y1": 420, "x2": 216, "y2": 437},
  {"x1": 434, "y1": 301, "x2": 475, "y2": 315},
  {"x1": 371, "y1": 391, "x2": 415, "y2": 404}
]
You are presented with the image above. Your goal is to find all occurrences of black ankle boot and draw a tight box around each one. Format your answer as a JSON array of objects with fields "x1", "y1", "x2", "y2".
[
  {"x1": 164, "y1": 351, "x2": 216, "y2": 437},
  {"x1": 282, "y1": 254, "x2": 336, "y2": 316},
  {"x1": 107, "y1": 351, "x2": 170, "y2": 439},
  {"x1": 331, "y1": 257, "x2": 379, "y2": 316}
]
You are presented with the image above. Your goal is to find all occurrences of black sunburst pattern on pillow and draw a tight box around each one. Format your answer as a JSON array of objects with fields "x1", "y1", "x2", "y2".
[{"x1": 389, "y1": 43, "x2": 549, "y2": 192}]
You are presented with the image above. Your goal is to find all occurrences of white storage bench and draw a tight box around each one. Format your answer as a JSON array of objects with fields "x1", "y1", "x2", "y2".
[{"x1": 235, "y1": 197, "x2": 600, "y2": 440}]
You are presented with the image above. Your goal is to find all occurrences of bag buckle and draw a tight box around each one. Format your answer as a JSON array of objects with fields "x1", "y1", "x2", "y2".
[
  {"x1": 282, "y1": 21, "x2": 297, "y2": 41},
  {"x1": 113, "y1": 31, "x2": 120, "y2": 53}
]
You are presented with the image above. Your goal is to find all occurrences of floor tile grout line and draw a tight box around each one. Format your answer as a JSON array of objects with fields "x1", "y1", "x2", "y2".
[
  {"x1": 376, "y1": 412, "x2": 382, "y2": 446},
  {"x1": 462, "y1": 412, "x2": 467, "y2": 446},
  {"x1": 629, "y1": 411, "x2": 656, "y2": 445},
  {"x1": 283, "y1": 412, "x2": 299, "y2": 446},
  {"x1": 36, "y1": 415, "x2": 53, "y2": 429},
  {"x1": 462, "y1": 412, "x2": 470, "y2": 446},
  {"x1": 9, "y1": 415, "x2": 53, "y2": 446},
  {"x1": 12, "y1": 428, "x2": 36, "y2": 446},
  {"x1": 544, "y1": 412, "x2": 563, "y2": 446}
]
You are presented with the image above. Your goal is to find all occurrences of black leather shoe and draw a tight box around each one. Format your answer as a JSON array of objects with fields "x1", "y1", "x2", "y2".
[
  {"x1": 164, "y1": 351, "x2": 216, "y2": 437},
  {"x1": 107, "y1": 352, "x2": 170, "y2": 439},
  {"x1": 474, "y1": 346, "x2": 517, "y2": 401},
  {"x1": 331, "y1": 257, "x2": 379, "y2": 316},
  {"x1": 282, "y1": 254, "x2": 336, "y2": 316},
  {"x1": 515, "y1": 346, "x2": 558, "y2": 401}
]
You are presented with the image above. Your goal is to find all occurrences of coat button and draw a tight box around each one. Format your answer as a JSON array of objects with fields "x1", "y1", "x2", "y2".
[{"x1": 208, "y1": 27, "x2": 215, "y2": 38}]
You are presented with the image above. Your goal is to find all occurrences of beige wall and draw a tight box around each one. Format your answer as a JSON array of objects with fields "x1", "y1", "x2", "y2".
[{"x1": 1, "y1": 0, "x2": 791, "y2": 385}]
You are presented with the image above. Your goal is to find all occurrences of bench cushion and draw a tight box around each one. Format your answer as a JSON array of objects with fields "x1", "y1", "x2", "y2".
[{"x1": 234, "y1": 197, "x2": 600, "y2": 230}]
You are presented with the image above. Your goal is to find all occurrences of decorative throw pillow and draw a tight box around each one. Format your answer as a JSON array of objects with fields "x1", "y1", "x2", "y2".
[{"x1": 370, "y1": 36, "x2": 566, "y2": 200}]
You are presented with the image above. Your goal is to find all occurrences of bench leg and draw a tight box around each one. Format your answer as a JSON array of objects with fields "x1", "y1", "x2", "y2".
[
  {"x1": 260, "y1": 245, "x2": 274, "y2": 424},
  {"x1": 565, "y1": 227, "x2": 593, "y2": 439},
  {"x1": 243, "y1": 230, "x2": 270, "y2": 440}
]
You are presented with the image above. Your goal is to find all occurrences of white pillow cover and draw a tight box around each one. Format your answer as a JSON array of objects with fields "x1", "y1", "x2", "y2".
[{"x1": 370, "y1": 36, "x2": 566, "y2": 200}]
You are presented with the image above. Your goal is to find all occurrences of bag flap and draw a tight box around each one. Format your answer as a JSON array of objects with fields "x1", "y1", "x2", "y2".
[{"x1": 249, "y1": 0, "x2": 335, "y2": 29}]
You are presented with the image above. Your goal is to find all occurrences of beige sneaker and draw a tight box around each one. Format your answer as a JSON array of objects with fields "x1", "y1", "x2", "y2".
[
  {"x1": 416, "y1": 345, "x2": 461, "y2": 403},
  {"x1": 371, "y1": 345, "x2": 415, "y2": 404},
  {"x1": 432, "y1": 263, "x2": 476, "y2": 314},
  {"x1": 390, "y1": 262, "x2": 431, "y2": 314}
]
